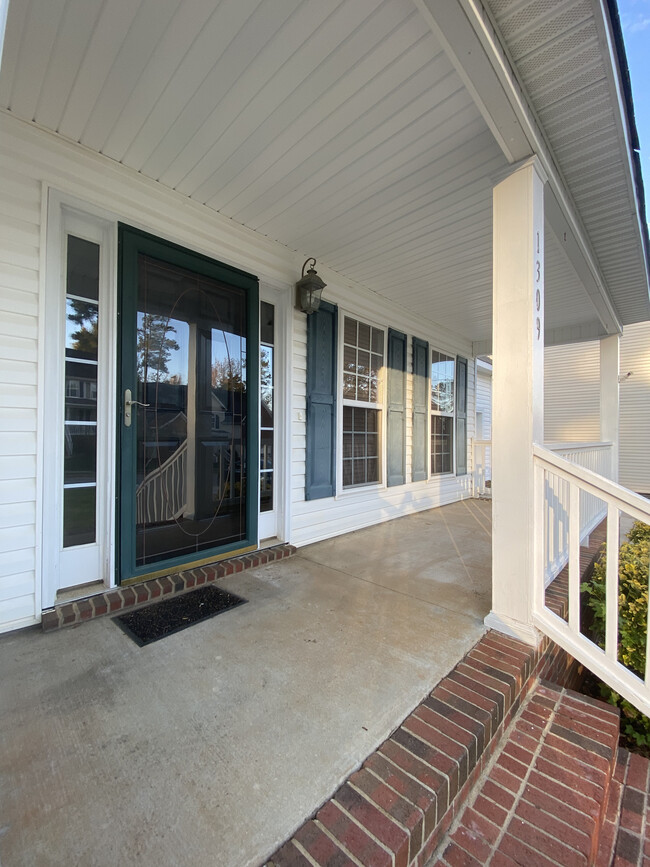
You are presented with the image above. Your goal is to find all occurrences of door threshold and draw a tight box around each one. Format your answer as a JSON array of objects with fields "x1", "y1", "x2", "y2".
[
  {"x1": 56, "y1": 581, "x2": 107, "y2": 604},
  {"x1": 259, "y1": 536, "x2": 284, "y2": 549}
]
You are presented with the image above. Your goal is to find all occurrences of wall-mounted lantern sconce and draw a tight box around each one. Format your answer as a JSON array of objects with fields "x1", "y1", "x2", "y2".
[{"x1": 296, "y1": 258, "x2": 326, "y2": 314}]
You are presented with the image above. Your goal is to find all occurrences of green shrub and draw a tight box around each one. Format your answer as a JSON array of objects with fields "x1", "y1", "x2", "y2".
[{"x1": 582, "y1": 521, "x2": 650, "y2": 750}]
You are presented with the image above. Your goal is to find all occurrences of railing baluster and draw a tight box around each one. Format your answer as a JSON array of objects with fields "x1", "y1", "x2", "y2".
[
  {"x1": 568, "y1": 483, "x2": 581, "y2": 631},
  {"x1": 533, "y1": 462, "x2": 546, "y2": 614},
  {"x1": 605, "y1": 502, "x2": 620, "y2": 662},
  {"x1": 646, "y1": 574, "x2": 650, "y2": 684},
  {"x1": 534, "y1": 444, "x2": 650, "y2": 718}
]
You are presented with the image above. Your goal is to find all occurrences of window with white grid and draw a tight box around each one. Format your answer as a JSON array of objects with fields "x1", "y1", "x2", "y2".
[
  {"x1": 430, "y1": 349, "x2": 455, "y2": 475},
  {"x1": 342, "y1": 316, "x2": 384, "y2": 488}
]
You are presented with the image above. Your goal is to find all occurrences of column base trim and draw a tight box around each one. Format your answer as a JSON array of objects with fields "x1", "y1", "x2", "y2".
[{"x1": 484, "y1": 610, "x2": 541, "y2": 647}]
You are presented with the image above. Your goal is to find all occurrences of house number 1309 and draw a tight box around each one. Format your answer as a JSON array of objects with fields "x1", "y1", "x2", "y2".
[{"x1": 535, "y1": 232, "x2": 541, "y2": 340}]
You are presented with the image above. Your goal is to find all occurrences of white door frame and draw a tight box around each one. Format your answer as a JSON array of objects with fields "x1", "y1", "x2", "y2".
[
  {"x1": 41, "y1": 190, "x2": 117, "y2": 607},
  {"x1": 258, "y1": 283, "x2": 291, "y2": 543}
]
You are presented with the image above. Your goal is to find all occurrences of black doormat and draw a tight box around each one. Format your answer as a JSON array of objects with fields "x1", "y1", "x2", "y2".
[{"x1": 114, "y1": 585, "x2": 247, "y2": 646}]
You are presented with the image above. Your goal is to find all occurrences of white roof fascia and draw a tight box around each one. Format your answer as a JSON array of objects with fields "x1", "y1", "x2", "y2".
[
  {"x1": 594, "y1": 1, "x2": 650, "y2": 288},
  {"x1": 413, "y1": 0, "x2": 624, "y2": 336}
]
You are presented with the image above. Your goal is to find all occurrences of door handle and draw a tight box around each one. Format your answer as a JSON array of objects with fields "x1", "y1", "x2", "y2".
[{"x1": 124, "y1": 388, "x2": 150, "y2": 427}]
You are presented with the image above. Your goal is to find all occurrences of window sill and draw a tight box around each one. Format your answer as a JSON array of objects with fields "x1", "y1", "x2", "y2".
[{"x1": 336, "y1": 481, "x2": 386, "y2": 498}]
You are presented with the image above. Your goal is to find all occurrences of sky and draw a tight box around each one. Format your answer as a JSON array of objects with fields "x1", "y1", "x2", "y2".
[{"x1": 618, "y1": 0, "x2": 650, "y2": 228}]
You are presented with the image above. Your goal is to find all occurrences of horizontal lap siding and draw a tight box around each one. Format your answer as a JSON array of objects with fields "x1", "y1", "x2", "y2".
[
  {"x1": 476, "y1": 366, "x2": 492, "y2": 439},
  {"x1": 544, "y1": 341, "x2": 600, "y2": 443},
  {"x1": 619, "y1": 322, "x2": 650, "y2": 493},
  {"x1": 0, "y1": 156, "x2": 40, "y2": 632},
  {"x1": 545, "y1": 327, "x2": 650, "y2": 494},
  {"x1": 291, "y1": 287, "x2": 475, "y2": 547}
]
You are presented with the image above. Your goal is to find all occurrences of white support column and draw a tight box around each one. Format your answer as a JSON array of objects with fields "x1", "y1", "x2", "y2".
[
  {"x1": 600, "y1": 334, "x2": 620, "y2": 483},
  {"x1": 485, "y1": 157, "x2": 547, "y2": 646}
]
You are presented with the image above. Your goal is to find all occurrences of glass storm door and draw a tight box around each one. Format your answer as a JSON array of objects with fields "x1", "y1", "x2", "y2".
[{"x1": 118, "y1": 227, "x2": 258, "y2": 582}]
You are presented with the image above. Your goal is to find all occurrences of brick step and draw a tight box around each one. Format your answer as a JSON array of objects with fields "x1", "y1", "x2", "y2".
[
  {"x1": 429, "y1": 682, "x2": 621, "y2": 866},
  {"x1": 265, "y1": 526, "x2": 619, "y2": 867},
  {"x1": 595, "y1": 747, "x2": 650, "y2": 866},
  {"x1": 266, "y1": 630, "x2": 592, "y2": 867},
  {"x1": 41, "y1": 543, "x2": 296, "y2": 632}
]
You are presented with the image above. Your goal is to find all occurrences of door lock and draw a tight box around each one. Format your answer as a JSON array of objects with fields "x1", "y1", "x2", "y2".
[{"x1": 124, "y1": 388, "x2": 150, "y2": 427}]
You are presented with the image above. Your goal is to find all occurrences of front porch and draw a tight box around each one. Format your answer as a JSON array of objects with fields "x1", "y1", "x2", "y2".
[{"x1": 0, "y1": 500, "x2": 492, "y2": 867}]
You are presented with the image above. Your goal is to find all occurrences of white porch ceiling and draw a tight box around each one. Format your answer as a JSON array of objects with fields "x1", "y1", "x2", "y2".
[
  {"x1": 484, "y1": 0, "x2": 650, "y2": 327},
  {"x1": 0, "y1": 0, "x2": 647, "y2": 345}
]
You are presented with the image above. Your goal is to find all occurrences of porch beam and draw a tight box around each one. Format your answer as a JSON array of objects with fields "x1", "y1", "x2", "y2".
[
  {"x1": 411, "y1": 0, "x2": 531, "y2": 164},
  {"x1": 600, "y1": 334, "x2": 620, "y2": 483},
  {"x1": 485, "y1": 156, "x2": 546, "y2": 646},
  {"x1": 474, "y1": 319, "x2": 613, "y2": 357},
  {"x1": 413, "y1": 0, "x2": 622, "y2": 338},
  {"x1": 544, "y1": 323, "x2": 609, "y2": 348}
]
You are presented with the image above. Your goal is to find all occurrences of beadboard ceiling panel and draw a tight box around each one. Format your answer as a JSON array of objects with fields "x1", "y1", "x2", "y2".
[{"x1": 0, "y1": 0, "x2": 646, "y2": 345}]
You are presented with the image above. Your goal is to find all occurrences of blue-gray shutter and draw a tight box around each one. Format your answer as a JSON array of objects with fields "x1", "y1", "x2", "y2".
[
  {"x1": 387, "y1": 329, "x2": 407, "y2": 486},
  {"x1": 456, "y1": 356, "x2": 468, "y2": 475},
  {"x1": 412, "y1": 337, "x2": 429, "y2": 482},
  {"x1": 305, "y1": 301, "x2": 337, "y2": 500}
]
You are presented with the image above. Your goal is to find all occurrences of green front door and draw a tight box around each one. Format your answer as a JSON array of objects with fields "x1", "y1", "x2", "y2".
[{"x1": 118, "y1": 226, "x2": 259, "y2": 583}]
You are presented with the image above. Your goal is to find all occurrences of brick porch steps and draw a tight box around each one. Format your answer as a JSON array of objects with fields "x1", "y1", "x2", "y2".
[
  {"x1": 40, "y1": 543, "x2": 296, "y2": 632},
  {"x1": 266, "y1": 523, "x2": 618, "y2": 867},
  {"x1": 595, "y1": 748, "x2": 650, "y2": 866},
  {"x1": 430, "y1": 682, "x2": 621, "y2": 866},
  {"x1": 266, "y1": 629, "x2": 590, "y2": 867}
]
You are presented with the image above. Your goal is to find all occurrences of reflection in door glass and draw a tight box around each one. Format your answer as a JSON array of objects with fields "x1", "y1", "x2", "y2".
[
  {"x1": 135, "y1": 255, "x2": 247, "y2": 567},
  {"x1": 260, "y1": 301, "x2": 274, "y2": 513},
  {"x1": 63, "y1": 235, "x2": 99, "y2": 547}
]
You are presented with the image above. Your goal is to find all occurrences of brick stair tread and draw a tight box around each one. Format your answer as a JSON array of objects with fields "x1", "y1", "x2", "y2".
[
  {"x1": 429, "y1": 682, "x2": 621, "y2": 867},
  {"x1": 595, "y1": 747, "x2": 650, "y2": 867}
]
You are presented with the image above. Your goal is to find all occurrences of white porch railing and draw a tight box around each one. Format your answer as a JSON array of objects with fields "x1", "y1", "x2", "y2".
[
  {"x1": 136, "y1": 441, "x2": 187, "y2": 525},
  {"x1": 533, "y1": 443, "x2": 650, "y2": 718},
  {"x1": 473, "y1": 439, "x2": 492, "y2": 497},
  {"x1": 543, "y1": 442, "x2": 613, "y2": 585}
]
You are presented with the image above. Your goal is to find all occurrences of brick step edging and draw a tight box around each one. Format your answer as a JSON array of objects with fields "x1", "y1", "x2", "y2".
[
  {"x1": 41, "y1": 544, "x2": 296, "y2": 632},
  {"x1": 267, "y1": 629, "x2": 586, "y2": 867}
]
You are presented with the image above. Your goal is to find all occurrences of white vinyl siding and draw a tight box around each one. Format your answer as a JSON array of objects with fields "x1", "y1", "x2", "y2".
[
  {"x1": 0, "y1": 153, "x2": 41, "y2": 632},
  {"x1": 545, "y1": 326, "x2": 650, "y2": 494},
  {"x1": 619, "y1": 323, "x2": 650, "y2": 493},
  {"x1": 544, "y1": 342, "x2": 600, "y2": 443},
  {"x1": 475, "y1": 363, "x2": 492, "y2": 440}
]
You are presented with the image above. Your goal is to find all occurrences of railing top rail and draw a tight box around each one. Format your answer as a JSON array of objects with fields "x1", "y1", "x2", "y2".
[
  {"x1": 534, "y1": 443, "x2": 650, "y2": 521},
  {"x1": 545, "y1": 441, "x2": 613, "y2": 452}
]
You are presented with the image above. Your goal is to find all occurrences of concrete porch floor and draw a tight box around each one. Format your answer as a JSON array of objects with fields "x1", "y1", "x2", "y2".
[{"x1": 0, "y1": 499, "x2": 492, "y2": 867}]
